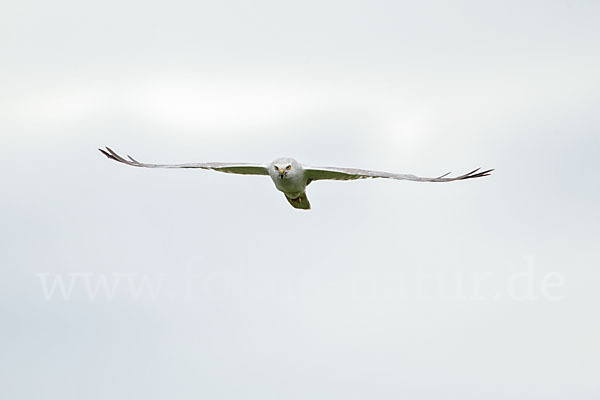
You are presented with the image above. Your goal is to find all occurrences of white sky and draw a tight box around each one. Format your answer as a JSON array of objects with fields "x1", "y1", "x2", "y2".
[{"x1": 1, "y1": 1, "x2": 599, "y2": 399}]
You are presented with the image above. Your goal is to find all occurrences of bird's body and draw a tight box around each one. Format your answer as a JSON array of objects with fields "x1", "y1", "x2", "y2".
[
  {"x1": 99, "y1": 147, "x2": 493, "y2": 210},
  {"x1": 267, "y1": 158, "x2": 310, "y2": 209}
]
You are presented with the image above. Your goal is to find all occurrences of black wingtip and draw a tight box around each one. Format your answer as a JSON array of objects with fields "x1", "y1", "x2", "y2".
[
  {"x1": 468, "y1": 168, "x2": 494, "y2": 179},
  {"x1": 106, "y1": 147, "x2": 118, "y2": 157},
  {"x1": 99, "y1": 148, "x2": 111, "y2": 158},
  {"x1": 99, "y1": 146, "x2": 125, "y2": 163},
  {"x1": 448, "y1": 167, "x2": 494, "y2": 181}
]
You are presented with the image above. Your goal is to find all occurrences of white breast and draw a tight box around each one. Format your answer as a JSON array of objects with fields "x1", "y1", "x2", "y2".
[{"x1": 269, "y1": 169, "x2": 306, "y2": 196}]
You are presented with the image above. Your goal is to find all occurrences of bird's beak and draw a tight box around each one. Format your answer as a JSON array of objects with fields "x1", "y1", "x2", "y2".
[
  {"x1": 279, "y1": 169, "x2": 285, "y2": 178},
  {"x1": 279, "y1": 168, "x2": 284, "y2": 174}
]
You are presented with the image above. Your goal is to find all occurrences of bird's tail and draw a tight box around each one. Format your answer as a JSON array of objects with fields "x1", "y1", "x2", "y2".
[{"x1": 285, "y1": 192, "x2": 311, "y2": 210}]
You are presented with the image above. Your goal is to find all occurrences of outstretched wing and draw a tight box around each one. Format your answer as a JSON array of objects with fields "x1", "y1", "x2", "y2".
[
  {"x1": 99, "y1": 147, "x2": 269, "y2": 176},
  {"x1": 304, "y1": 165, "x2": 493, "y2": 184}
]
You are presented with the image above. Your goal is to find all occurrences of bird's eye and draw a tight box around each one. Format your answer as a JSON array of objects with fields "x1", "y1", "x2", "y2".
[
  {"x1": 286, "y1": 165, "x2": 291, "y2": 170},
  {"x1": 274, "y1": 165, "x2": 279, "y2": 171}
]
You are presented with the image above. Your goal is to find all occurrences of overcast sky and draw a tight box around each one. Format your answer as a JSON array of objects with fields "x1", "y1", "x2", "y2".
[{"x1": 1, "y1": 1, "x2": 599, "y2": 399}]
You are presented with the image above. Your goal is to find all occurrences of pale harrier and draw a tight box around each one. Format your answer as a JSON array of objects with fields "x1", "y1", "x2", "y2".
[{"x1": 99, "y1": 147, "x2": 492, "y2": 210}]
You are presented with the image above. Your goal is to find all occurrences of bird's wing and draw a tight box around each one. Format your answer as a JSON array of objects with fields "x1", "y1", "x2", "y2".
[
  {"x1": 304, "y1": 165, "x2": 493, "y2": 184},
  {"x1": 99, "y1": 147, "x2": 269, "y2": 176}
]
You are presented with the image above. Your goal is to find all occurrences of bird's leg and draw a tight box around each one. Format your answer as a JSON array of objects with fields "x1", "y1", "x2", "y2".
[{"x1": 288, "y1": 195, "x2": 302, "y2": 204}]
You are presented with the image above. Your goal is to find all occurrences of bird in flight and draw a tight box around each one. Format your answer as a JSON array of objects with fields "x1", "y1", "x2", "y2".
[{"x1": 99, "y1": 147, "x2": 493, "y2": 210}]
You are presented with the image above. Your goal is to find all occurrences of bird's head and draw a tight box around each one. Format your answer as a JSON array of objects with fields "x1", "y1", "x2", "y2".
[{"x1": 270, "y1": 158, "x2": 300, "y2": 179}]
